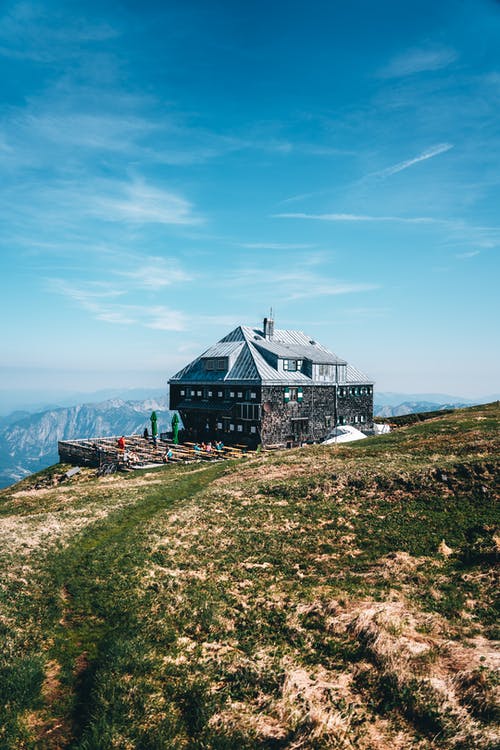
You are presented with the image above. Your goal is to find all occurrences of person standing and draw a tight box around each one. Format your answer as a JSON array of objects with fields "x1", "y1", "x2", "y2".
[{"x1": 117, "y1": 435, "x2": 126, "y2": 458}]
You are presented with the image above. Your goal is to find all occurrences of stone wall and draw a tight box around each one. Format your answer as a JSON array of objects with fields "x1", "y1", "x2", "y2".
[
  {"x1": 261, "y1": 385, "x2": 373, "y2": 446},
  {"x1": 337, "y1": 388, "x2": 373, "y2": 429},
  {"x1": 260, "y1": 385, "x2": 334, "y2": 446}
]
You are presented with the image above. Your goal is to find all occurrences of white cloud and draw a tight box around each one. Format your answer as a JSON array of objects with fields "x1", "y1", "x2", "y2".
[
  {"x1": 369, "y1": 143, "x2": 454, "y2": 178},
  {"x1": 114, "y1": 256, "x2": 192, "y2": 289},
  {"x1": 88, "y1": 181, "x2": 202, "y2": 226},
  {"x1": 274, "y1": 212, "x2": 445, "y2": 225},
  {"x1": 143, "y1": 307, "x2": 187, "y2": 331},
  {"x1": 278, "y1": 191, "x2": 325, "y2": 205},
  {"x1": 379, "y1": 46, "x2": 458, "y2": 78},
  {"x1": 456, "y1": 250, "x2": 480, "y2": 259},
  {"x1": 238, "y1": 242, "x2": 316, "y2": 250},
  {"x1": 227, "y1": 266, "x2": 378, "y2": 301}
]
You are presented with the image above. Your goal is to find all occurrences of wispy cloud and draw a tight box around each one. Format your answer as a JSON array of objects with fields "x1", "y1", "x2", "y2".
[
  {"x1": 47, "y1": 280, "x2": 135, "y2": 325},
  {"x1": 49, "y1": 280, "x2": 188, "y2": 330},
  {"x1": 278, "y1": 191, "x2": 326, "y2": 206},
  {"x1": 379, "y1": 46, "x2": 458, "y2": 78},
  {"x1": 142, "y1": 306, "x2": 188, "y2": 331},
  {"x1": 87, "y1": 180, "x2": 202, "y2": 226},
  {"x1": 369, "y1": 143, "x2": 454, "y2": 178},
  {"x1": 238, "y1": 242, "x2": 316, "y2": 250},
  {"x1": 227, "y1": 266, "x2": 378, "y2": 301},
  {"x1": 2, "y1": 177, "x2": 203, "y2": 228},
  {"x1": 114, "y1": 256, "x2": 192, "y2": 289},
  {"x1": 456, "y1": 250, "x2": 480, "y2": 259},
  {"x1": 273, "y1": 212, "x2": 447, "y2": 225},
  {"x1": 0, "y1": 3, "x2": 119, "y2": 62}
]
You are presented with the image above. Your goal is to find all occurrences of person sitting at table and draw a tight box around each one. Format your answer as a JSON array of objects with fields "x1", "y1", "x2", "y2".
[
  {"x1": 194, "y1": 443, "x2": 202, "y2": 452},
  {"x1": 206, "y1": 442, "x2": 212, "y2": 453},
  {"x1": 163, "y1": 448, "x2": 173, "y2": 463}
]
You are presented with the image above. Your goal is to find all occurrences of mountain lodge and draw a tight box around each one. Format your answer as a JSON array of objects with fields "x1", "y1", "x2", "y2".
[{"x1": 169, "y1": 317, "x2": 374, "y2": 448}]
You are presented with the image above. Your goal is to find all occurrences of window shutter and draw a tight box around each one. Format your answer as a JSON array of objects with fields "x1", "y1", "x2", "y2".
[
  {"x1": 297, "y1": 388, "x2": 303, "y2": 402},
  {"x1": 284, "y1": 389, "x2": 290, "y2": 403}
]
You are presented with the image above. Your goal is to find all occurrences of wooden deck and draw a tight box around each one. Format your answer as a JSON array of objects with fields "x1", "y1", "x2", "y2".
[{"x1": 58, "y1": 435, "x2": 251, "y2": 474}]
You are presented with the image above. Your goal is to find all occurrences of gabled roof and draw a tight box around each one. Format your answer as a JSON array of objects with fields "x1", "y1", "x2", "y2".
[{"x1": 169, "y1": 325, "x2": 373, "y2": 385}]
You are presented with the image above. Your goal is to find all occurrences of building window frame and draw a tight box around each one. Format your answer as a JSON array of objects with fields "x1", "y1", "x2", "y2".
[
  {"x1": 205, "y1": 358, "x2": 227, "y2": 371},
  {"x1": 283, "y1": 359, "x2": 302, "y2": 371}
]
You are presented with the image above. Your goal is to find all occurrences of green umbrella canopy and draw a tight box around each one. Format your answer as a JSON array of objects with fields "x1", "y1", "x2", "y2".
[{"x1": 150, "y1": 411, "x2": 158, "y2": 436}]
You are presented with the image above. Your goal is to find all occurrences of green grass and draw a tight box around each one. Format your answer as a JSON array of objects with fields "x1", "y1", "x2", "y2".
[{"x1": 0, "y1": 403, "x2": 498, "y2": 748}]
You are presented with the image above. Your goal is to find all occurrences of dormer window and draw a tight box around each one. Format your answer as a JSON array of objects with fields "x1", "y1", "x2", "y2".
[
  {"x1": 283, "y1": 359, "x2": 302, "y2": 372},
  {"x1": 204, "y1": 358, "x2": 227, "y2": 371},
  {"x1": 318, "y1": 364, "x2": 333, "y2": 377}
]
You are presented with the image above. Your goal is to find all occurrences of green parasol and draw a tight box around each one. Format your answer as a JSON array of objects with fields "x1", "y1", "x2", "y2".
[
  {"x1": 171, "y1": 412, "x2": 179, "y2": 444},
  {"x1": 150, "y1": 411, "x2": 158, "y2": 437}
]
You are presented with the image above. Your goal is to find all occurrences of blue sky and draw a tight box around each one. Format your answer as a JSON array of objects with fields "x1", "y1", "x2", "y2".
[{"x1": 1, "y1": 0, "x2": 499, "y2": 400}]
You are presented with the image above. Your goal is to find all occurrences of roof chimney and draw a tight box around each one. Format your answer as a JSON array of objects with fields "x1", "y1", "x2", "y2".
[{"x1": 263, "y1": 311, "x2": 274, "y2": 339}]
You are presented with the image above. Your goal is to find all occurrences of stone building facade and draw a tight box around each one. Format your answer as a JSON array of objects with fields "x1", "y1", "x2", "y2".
[{"x1": 169, "y1": 319, "x2": 373, "y2": 448}]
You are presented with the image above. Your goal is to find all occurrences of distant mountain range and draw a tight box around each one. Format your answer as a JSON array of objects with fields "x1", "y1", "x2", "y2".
[
  {"x1": 0, "y1": 396, "x2": 174, "y2": 488},
  {"x1": 373, "y1": 400, "x2": 471, "y2": 417},
  {"x1": 0, "y1": 389, "x2": 497, "y2": 489}
]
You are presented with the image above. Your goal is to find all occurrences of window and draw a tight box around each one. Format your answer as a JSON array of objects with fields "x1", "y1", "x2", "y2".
[
  {"x1": 250, "y1": 392, "x2": 256, "y2": 399},
  {"x1": 218, "y1": 391, "x2": 223, "y2": 398},
  {"x1": 197, "y1": 390, "x2": 202, "y2": 397},
  {"x1": 229, "y1": 391, "x2": 235, "y2": 398},
  {"x1": 237, "y1": 424, "x2": 243, "y2": 432},
  {"x1": 205, "y1": 358, "x2": 227, "y2": 371},
  {"x1": 284, "y1": 387, "x2": 303, "y2": 403},
  {"x1": 318, "y1": 364, "x2": 332, "y2": 377},
  {"x1": 325, "y1": 415, "x2": 332, "y2": 428},
  {"x1": 283, "y1": 359, "x2": 298, "y2": 371},
  {"x1": 190, "y1": 390, "x2": 195, "y2": 397},
  {"x1": 239, "y1": 403, "x2": 261, "y2": 420},
  {"x1": 217, "y1": 422, "x2": 223, "y2": 429},
  {"x1": 237, "y1": 391, "x2": 243, "y2": 398},
  {"x1": 250, "y1": 426, "x2": 257, "y2": 434},
  {"x1": 229, "y1": 424, "x2": 235, "y2": 431},
  {"x1": 208, "y1": 390, "x2": 212, "y2": 397},
  {"x1": 360, "y1": 415, "x2": 366, "y2": 423},
  {"x1": 180, "y1": 389, "x2": 185, "y2": 396}
]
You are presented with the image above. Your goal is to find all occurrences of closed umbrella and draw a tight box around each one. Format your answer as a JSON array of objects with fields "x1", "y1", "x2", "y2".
[
  {"x1": 150, "y1": 411, "x2": 158, "y2": 442},
  {"x1": 171, "y1": 412, "x2": 179, "y2": 445}
]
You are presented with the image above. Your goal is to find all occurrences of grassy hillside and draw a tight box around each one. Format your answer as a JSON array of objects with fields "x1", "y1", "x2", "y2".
[{"x1": 0, "y1": 403, "x2": 498, "y2": 749}]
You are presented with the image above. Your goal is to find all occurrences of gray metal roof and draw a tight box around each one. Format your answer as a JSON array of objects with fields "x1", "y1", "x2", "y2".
[
  {"x1": 169, "y1": 324, "x2": 373, "y2": 385},
  {"x1": 201, "y1": 341, "x2": 243, "y2": 358},
  {"x1": 345, "y1": 364, "x2": 372, "y2": 384}
]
